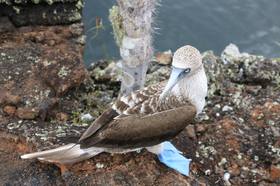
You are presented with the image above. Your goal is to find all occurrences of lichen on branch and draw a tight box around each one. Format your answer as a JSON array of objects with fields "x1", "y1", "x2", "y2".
[{"x1": 109, "y1": 5, "x2": 124, "y2": 47}]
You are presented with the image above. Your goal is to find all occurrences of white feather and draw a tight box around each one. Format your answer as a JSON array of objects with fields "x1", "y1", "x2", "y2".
[
  {"x1": 174, "y1": 68, "x2": 207, "y2": 115},
  {"x1": 21, "y1": 143, "x2": 104, "y2": 164},
  {"x1": 112, "y1": 103, "x2": 122, "y2": 114},
  {"x1": 21, "y1": 143, "x2": 76, "y2": 159},
  {"x1": 120, "y1": 96, "x2": 129, "y2": 104}
]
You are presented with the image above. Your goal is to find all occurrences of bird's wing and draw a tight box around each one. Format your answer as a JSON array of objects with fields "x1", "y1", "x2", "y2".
[
  {"x1": 79, "y1": 83, "x2": 165, "y2": 143},
  {"x1": 112, "y1": 82, "x2": 190, "y2": 115},
  {"x1": 79, "y1": 82, "x2": 195, "y2": 149},
  {"x1": 80, "y1": 105, "x2": 196, "y2": 148},
  {"x1": 79, "y1": 108, "x2": 118, "y2": 142}
]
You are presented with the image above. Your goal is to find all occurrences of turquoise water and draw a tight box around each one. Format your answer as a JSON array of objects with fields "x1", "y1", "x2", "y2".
[{"x1": 83, "y1": 0, "x2": 280, "y2": 65}]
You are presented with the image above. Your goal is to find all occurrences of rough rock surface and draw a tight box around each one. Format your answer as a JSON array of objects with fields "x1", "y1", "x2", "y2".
[
  {"x1": 0, "y1": 0, "x2": 83, "y2": 26},
  {"x1": 0, "y1": 23, "x2": 86, "y2": 122},
  {"x1": 0, "y1": 26, "x2": 280, "y2": 186}
]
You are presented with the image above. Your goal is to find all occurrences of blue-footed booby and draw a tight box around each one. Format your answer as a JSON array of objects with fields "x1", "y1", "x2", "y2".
[{"x1": 21, "y1": 45, "x2": 208, "y2": 176}]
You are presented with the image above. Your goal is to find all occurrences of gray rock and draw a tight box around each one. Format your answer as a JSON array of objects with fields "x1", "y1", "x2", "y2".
[{"x1": 222, "y1": 105, "x2": 233, "y2": 112}]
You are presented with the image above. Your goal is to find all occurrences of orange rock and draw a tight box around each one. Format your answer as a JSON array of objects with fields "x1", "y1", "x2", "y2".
[
  {"x1": 195, "y1": 124, "x2": 207, "y2": 133},
  {"x1": 5, "y1": 94, "x2": 21, "y2": 105},
  {"x1": 185, "y1": 125, "x2": 196, "y2": 139},
  {"x1": 0, "y1": 89, "x2": 21, "y2": 106},
  {"x1": 273, "y1": 137, "x2": 280, "y2": 148},
  {"x1": 250, "y1": 107, "x2": 266, "y2": 127},
  {"x1": 250, "y1": 107, "x2": 265, "y2": 120},
  {"x1": 3, "y1": 105, "x2": 17, "y2": 115},
  {"x1": 190, "y1": 162, "x2": 199, "y2": 175},
  {"x1": 220, "y1": 118, "x2": 236, "y2": 131},
  {"x1": 264, "y1": 101, "x2": 280, "y2": 113},
  {"x1": 16, "y1": 107, "x2": 39, "y2": 120},
  {"x1": 16, "y1": 142, "x2": 32, "y2": 153},
  {"x1": 56, "y1": 112, "x2": 69, "y2": 122},
  {"x1": 0, "y1": 90, "x2": 8, "y2": 105},
  {"x1": 270, "y1": 165, "x2": 280, "y2": 181},
  {"x1": 226, "y1": 137, "x2": 240, "y2": 151},
  {"x1": 228, "y1": 163, "x2": 240, "y2": 176}
]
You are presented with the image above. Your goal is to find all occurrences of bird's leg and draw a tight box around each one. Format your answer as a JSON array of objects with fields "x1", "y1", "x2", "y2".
[{"x1": 146, "y1": 143, "x2": 164, "y2": 154}]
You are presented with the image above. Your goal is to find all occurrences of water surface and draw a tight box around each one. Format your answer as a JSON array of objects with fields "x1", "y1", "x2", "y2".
[{"x1": 83, "y1": 0, "x2": 280, "y2": 64}]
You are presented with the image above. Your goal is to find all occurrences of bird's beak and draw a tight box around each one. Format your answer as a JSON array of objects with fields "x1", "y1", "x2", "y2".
[{"x1": 161, "y1": 67, "x2": 191, "y2": 99}]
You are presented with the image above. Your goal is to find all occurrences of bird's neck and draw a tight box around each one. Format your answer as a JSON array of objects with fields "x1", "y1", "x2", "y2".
[{"x1": 173, "y1": 68, "x2": 208, "y2": 114}]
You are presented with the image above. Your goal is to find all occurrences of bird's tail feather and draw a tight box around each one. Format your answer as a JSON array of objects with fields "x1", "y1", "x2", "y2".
[{"x1": 21, "y1": 143, "x2": 104, "y2": 164}]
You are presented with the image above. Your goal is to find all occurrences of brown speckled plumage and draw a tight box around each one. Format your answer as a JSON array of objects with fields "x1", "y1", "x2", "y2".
[
  {"x1": 113, "y1": 82, "x2": 191, "y2": 115},
  {"x1": 78, "y1": 81, "x2": 195, "y2": 149}
]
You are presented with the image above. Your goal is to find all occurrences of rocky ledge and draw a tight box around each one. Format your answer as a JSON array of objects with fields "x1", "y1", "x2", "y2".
[
  {"x1": 0, "y1": 24, "x2": 279, "y2": 186},
  {"x1": 0, "y1": 0, "x2": 83, "y2": 26}
]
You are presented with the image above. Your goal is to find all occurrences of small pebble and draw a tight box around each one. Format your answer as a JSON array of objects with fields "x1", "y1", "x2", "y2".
[
  {"x1": 80, "y1": 113, "x2": 94, "y2": 122},
  {"x1": 254, "y1": 155, "x2": 259, "y2": 161},
  {"x1": 238, "y1": 117, "x2": 244, "y2": 123},
  {"x1": 223, "y1": 172, "x2": 230, "y2": 181},
  {"x1": 215, "y1": 104, "x2": 221, "y2": 109},
  {"x1": 218, "y1": 158, "x2": 227, "y2": 166},
  {"x1": 222, "y1": 105, "x2": 233, "y2": 112},
  {"x1": 96, "y1": 163, "x2": 105, "y2": 169},
  {"x1": 237, "y1": 154, "x2": 242, "y2": 159},
  {"x1": 186, "y1": 125, "x2": 196, "y2": 139},
  {"x1": 223, "y1": 172, "x2": 231, "y2": 185},
  {"x1": 205, "y1": 169, "x2": 211, "y2": 175}
]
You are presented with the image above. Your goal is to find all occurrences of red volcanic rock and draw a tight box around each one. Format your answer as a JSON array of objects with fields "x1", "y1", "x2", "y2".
[
  {"x1": 228, "y1": 163, "x2": 240, "y2": 176},
  {"x1": 16, "y1": 107, "x2": 39, "y2": 120},
  {"x1": 186, "y1": 125, "x2": 196, "y2": 139},
  {"x1": 3, "y1": 105, "x2": 17, "y2": 116},
  {"x1": 0, "y1": 24, "x2": 86, "y2": 121},
  {"x1": 0, "y1": 89, "x2": 21, "y2": 106},
  {"x1": 270, "y1": 165, "x2": 280, "y2": 182},
  {"x1": 56, "y1": 112, "x2": 69, "y2": 122},
  {"x1": 195, "y1": 124, "x2": 208, "y2": 133},
  {"x1": 37, "y1": 50, "x2": 86, "y2": 96}
]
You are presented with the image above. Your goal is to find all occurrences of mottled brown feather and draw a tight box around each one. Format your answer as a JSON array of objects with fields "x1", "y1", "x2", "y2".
[
  {"x1": 79, "y1": 108, "x2": 118, "y2": 142},
  {"x1": 79, "y1": 82, "x2": 195, "y2": 149}
]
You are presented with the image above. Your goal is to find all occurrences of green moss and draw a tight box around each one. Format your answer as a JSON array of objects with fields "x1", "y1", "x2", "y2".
[
  {"x1": 12, "y1": 6, "x2": 20, "y2": 14},
  {"x1": 75, "y1": 0, "x2": 83, "y2": 10},
  {"x1": 71, "y1": 110, "x2": 82, "y2": 125},
  {"x1": 273, "y1": 58, "x2": 280, "y2": 62},
  {"x1": 68, "y1": 12, "x2": 82, "y2": 22},
  {"x1": 0, "y1": 0, "x2": 83, "y2": 4},
  {"x1": 32, "y1": 0, "x2": 40, "y2": 4},
  {"x1": 14, "y1": 0, "x2": 22, "y2": 4},
  {"x1": 45, "y1": 0, "x2": 54, "y2": 5},
  {"x1": 109, "y1": 6, "x2": 125, "y2": 47},
  {"x1": 42, "y1": 12, "x2": 47, "y2": 19},
  {"x1": 0, "y1": 0, "x2": 12, "y2": 5},
  {"x1": 58, "y1": 66, "x2": 70, "y2": 78}
]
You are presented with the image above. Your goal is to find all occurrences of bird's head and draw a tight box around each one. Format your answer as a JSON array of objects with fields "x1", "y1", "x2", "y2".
[
  {"x1": 172, "y1": 45, "x2": 203, "y2": 74},
  {"x1": 161, "y1": 45, "x2": 204, "y2": 98}
]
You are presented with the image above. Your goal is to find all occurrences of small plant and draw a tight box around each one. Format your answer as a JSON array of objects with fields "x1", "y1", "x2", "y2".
[{"x1": 87, "y1": 16, "x2": 105, "y2": 40}]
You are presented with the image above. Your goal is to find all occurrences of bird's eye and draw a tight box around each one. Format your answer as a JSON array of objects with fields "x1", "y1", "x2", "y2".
[{"x1": 184, "y1": 68, "x2": 191, "y2": 73}]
